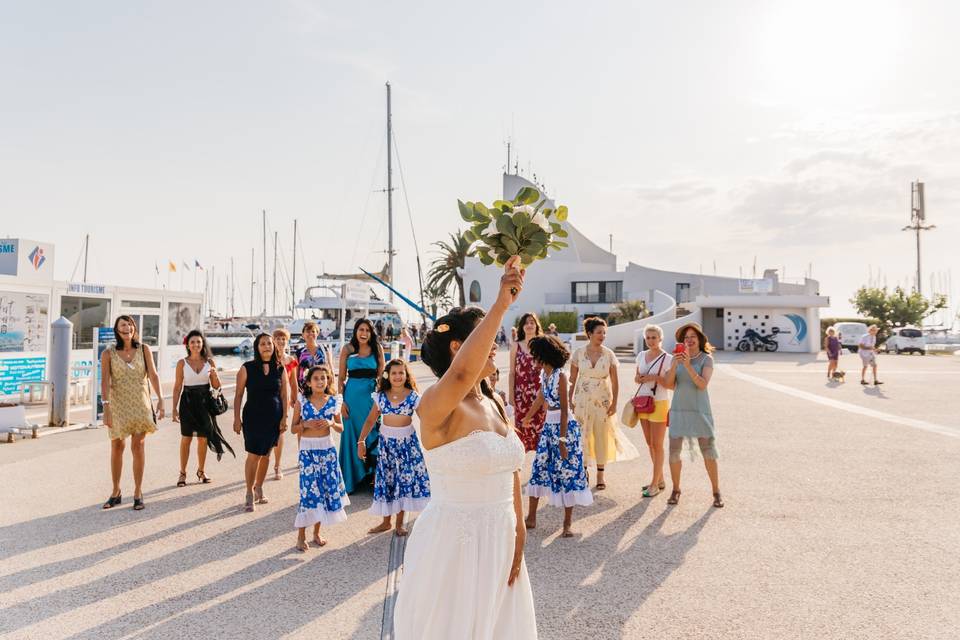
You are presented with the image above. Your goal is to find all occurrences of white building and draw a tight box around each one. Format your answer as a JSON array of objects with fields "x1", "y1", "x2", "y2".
[
  {"x1": 461, "y1": 175, "x2": 830, "y2": 354},
  {"x1": 0, "y1": 238, "x2": 203, "y2": 398}
]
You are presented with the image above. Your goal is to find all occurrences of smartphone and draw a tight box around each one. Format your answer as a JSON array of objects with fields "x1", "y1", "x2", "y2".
[{"x1": 673, "y1": 343, "x2": 686, "y2": 355}]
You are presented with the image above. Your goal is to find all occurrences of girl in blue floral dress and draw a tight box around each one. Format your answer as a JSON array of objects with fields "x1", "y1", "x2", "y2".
[
  {"x1": 291, "y1": 364, "x2": 349, "y2": 552},
  {"x1": 522, "y1": 335, "x2": 593, "y2": 538},
  {"x1": 357, "y1": 359, "x2": 431, "y2": 536}
]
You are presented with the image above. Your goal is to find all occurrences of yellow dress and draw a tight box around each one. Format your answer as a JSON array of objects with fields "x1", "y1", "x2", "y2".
[
  {"x1": 571, "y1": 346, "x2": 639, "y2": 466},
  {"x1": 107, "y1": 347, "x2": 157, "y2": 440}
]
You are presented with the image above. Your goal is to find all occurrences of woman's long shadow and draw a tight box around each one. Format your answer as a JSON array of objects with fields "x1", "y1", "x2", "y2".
[
  {"x1": 78, "y1": 527, "x2": 392, "y2": 640},
  {"x1": 530, "y1": 499, "x2": 715, "y2": 637},
  {"x1": 0, "y1": 477, "x2": 249, "y2": 564}
]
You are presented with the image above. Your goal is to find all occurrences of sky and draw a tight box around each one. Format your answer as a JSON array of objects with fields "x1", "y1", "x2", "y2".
[{"x1": 2, "y1": 0, "x2": 958, "y2": 323}]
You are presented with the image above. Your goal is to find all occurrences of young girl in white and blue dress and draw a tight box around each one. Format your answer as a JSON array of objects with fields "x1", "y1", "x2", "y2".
[
  {"x1": 291, "y1": 364, "x2": 349, "y2": 552},
  {"x1": 521, "y1": 335, "x2": 593, "y2": 538},
  {"x1": 357, "y1": 358, "x2": 431, "y2": 537}
]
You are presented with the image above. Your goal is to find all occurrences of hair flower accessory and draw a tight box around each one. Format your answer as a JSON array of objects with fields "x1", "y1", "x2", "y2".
[{"x1": 435, "y1": 323, "x2": 450, "y2": 333}]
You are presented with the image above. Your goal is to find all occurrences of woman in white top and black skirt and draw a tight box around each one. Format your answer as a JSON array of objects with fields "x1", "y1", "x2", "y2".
[{"x1": 172, "y1": 330, "x2": 235, "y2": 487}]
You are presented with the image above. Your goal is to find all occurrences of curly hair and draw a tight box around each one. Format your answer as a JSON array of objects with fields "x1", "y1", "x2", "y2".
[
  {"x1": 377, "y1": 358, "x2": 418, "y2": 393},
  {"x1": 583, "y1": 316, "x2": 607, "y2": 335},
  {"x1": 303, "y1": 364, "x2": 336, "y2": 397},
  {"x1": 528, "y1": 335, "x2": 570, "y2": 370}
]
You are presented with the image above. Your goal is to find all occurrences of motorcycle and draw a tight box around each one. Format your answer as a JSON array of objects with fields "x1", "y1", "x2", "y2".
[{"x1": 736, "y1": 328, "x2": 779, "y2": 352}]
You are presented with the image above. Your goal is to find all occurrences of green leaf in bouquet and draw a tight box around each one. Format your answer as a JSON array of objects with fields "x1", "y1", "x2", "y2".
[
  {"x1": 515, "y1": 186, "x2": 540, "y2": 205},
  {"x1": 462, "y1": 229, "x2": 477, "y2": 243},
  {"x1": 549, "y1": 241, "x2": 569, "y2": 249},
  {"x1": 525, "y1": 241, "x2": 545, "y2": 257},
  {"x1": 555, "y1": 205, "x2": 568, "y2": 221},
  {"x1": 495, "y1": 214, "x2": 517, "y2": 237},
  {"x1": 530, "y1": 230, "x2": 549, "y2": 245},
  {"x1": 537, "y1": 246, "x2": 549, "y2": 259},
  {"x1": 473, "y1": 202, "x2": 491, "y2": 220},
  {"x1": 512, "y1": 210, "x2": 531, "y2": 228},
  {"x1": 555, "y1": 227, "x2": 568, "y2": 238},
  {"x1": 502, "y1": 237, "x2": 519, "y2": 254},
  {"x1": 478, "y1": 252, "x2": 495, "y2": 266},
  {"x1": 457, "y1": 200, "x2": 475, "y2": 222},
  {"x1": 492, "y1": 200, "x2": 513, "y2": 212},
  {"x1": 541, "y1": 207, "x2": 553, "y2": 218}
]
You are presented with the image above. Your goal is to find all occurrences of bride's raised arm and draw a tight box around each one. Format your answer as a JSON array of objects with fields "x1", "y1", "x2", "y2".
[{"x1": 418, "y1": 257, "x2": 524, "y2": 426}]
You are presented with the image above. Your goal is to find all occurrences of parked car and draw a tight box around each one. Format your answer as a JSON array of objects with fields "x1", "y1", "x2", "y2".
[
  {"x1": 884, "y1": 327, "x2": 926, "y2": 355},
  {"x1": 834, "y1": 322, "x2": 868, "y2": 353}
]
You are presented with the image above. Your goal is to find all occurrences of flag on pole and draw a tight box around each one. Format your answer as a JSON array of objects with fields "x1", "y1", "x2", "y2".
[
  {"x1": 194, "y1": 259, "x2": 204, "y2": 270},
  {"x1": 168, "y1": 261, "x2": 177, "y2": 273},
  {"x1": 182, "y1": 260, "x2": 191, "y2": 271},
  {"x1": 155, "y1": 263, "x2": 160, "y2": 275}
]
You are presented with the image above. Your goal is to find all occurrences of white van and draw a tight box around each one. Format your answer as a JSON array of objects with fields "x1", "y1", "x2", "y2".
[
  {"x1": 884, "y1": 327, "x2": 926, "y2": 355},
  {"x1": 834, "y1": 322, "x2": 868, "y2": 353}
]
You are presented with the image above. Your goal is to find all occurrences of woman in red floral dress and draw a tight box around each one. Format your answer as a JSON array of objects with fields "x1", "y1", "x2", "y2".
[{"x1": 509, "y1": 312, "x2": 546, "y2": 451}]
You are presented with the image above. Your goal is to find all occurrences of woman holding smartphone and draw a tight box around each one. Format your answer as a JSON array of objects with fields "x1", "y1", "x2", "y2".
[{"x1": 663, "y1": 322, "x2": 723, "y2": 508}]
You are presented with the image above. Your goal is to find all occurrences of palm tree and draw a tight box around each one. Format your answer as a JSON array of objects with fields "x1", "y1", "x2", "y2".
[
  {"x1": 426, "y1": 230, "x2": 474, "y2": 307},
  {"x1": 423, "y1": 282, "x2": 454, "y2": 318}
]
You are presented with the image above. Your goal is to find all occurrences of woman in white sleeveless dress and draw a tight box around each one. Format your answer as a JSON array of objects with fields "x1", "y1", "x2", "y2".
[{"x1": 394, "y1": 257, "x2": 537, "y2": 640}]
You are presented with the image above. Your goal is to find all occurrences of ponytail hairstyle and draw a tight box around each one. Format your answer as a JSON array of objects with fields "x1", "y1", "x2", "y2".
[
  {"x1": 421, "y1": 307, "x2": 506, "y2": 422},
  {"x1": 378, "y1": 358, "x2": 418, "y2": 393},
  {"x1": 583, "y1": 316, "x2": 607, "y2": 335}
]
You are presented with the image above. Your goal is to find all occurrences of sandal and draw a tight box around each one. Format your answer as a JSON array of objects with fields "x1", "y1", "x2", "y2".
[
  {"x1": 643, "y1": 485, "x2": 662, "y2": 498},
  {"x1": 274, "y1": 467, "x2": 283, "y2": 481},
  {"x1": 254, "y1": 486, "x2": 268, "y2": 504},
  {"x1": 667, "y1": 490, "x2": 681, "y2": 505},
  {"x1": 197, "y1": 470, "x2": 211, "y2": 484},
  {"x1": 642, "y1": 480, "x2": 666, "y2": 492},
  {"x1": 133, "y1": 497, "x2": 145, "y2": 511},
  {"x1": 102, "y1": 493, "x2": 122, "y2": 509},
  {"x1": 244, "y1": 491, "x2": 255, "y2": 512},
  {"x1": 177, "y1": 472, "x2": 187, "y2": 487},
  {"x1": 713, "y1": 492, "x2": 724, "y2": 508}
]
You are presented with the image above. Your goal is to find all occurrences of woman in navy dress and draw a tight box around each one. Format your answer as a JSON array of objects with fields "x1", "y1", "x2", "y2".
[
  {"x1": 338, "y1": 318, "x2": 384, "y2": 493},
  {"x1": 233, "y1": 333, "x2": 289, "y2": 512}
]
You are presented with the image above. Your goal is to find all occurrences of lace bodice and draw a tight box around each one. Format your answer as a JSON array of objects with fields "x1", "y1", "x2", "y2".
[{"x1": 423, "y1": 430, "x2": 524, "y2": 505}]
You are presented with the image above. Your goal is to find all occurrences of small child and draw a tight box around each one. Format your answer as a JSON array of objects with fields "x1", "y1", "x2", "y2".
[
  {"x1": 358, "y1": 358, "x2": 431, "y2": 536},
  {"x1": 521, "y1": 335, "x2": 592, "y2": 538},
  {"x1": 291, "y1": 364, "x2": 349, "y2": 552},
  {"x1": 825, "y1": 327, "x2": 841, "y2": 380}
]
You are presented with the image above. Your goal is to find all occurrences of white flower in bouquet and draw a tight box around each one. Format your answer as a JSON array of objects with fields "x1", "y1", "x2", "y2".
[{"x1": 458, "y1": 186, "x2": 570, "y2": 267}]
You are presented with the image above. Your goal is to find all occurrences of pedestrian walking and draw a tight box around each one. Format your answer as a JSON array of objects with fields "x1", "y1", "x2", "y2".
[
  {"x1": 546, "y1": 323, "x2": 560, "y2": 336},
  {"x1": 569, "y1": 316, "x2": 638, "y2": 491},
  {"x1": 272, "y1": 327, "x2": 299, "y2": 480},
  {"x1": 357, "y1": 358, "x2": 431, "y2": 537},
  {"x1": 633, "y1": 324, "x2": 672, "y2": 498},
  {"x1": 171, "y1": 330, "x2": 234, "y2": 488},
  {"x1": 338, "y1": 318, "x2": 385, "y2": 493},
  {"x1": 825, "y1": 327, "x2": 842, "y2": 380},
  {"x1": 510, "y1": 312, "x2": 546, "y2": 451},
  {"x1": 664, "y1": 322, "x2": 723, "y2": 508},
  {"x1": 859, "y1": 325, "x2": 883, "y2": 385},
  {"x1": 233, "y1": 334, "x2": 289, "y2": 512},
  {"x1": 523, "y1": 335, "x2": 592, "y2": 538},
  {"x1": 292, "y1": 364, "x2": 348, "y2": 551},
  {"x1": 101, "y1": 315, "x2": 164, "y2": 511}
]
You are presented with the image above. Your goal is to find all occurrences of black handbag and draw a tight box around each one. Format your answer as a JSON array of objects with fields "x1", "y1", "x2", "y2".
[{"x1": 208, "y1": 387, "x2": 229, "y2": 416}]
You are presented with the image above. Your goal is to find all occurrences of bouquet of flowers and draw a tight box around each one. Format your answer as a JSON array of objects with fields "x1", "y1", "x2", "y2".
[{"x1": 458, "y1": 187, "x2": 569, "y2": 267}]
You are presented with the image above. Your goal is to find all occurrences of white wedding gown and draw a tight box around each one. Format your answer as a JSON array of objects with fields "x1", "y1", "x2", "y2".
[{"x1": 393, "y1": 429, "x2": 538, "y2": 639}]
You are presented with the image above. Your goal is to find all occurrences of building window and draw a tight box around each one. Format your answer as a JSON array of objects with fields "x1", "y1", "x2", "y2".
[
  {"x1": 60, "y1": 296, "x2": 111, "y2": 349},
  {"x1": 676, "y1": 283, "x2": 691, "y2": 303},
  {"x1": 571, "y1": 281, "x2": 622, "y2": 303},
  {"x1": 121, "y1": 300, "x2": 161, "y2": 309},
  {"x1": 468, "y1": 280, "x2": 481, "y2": 303}
]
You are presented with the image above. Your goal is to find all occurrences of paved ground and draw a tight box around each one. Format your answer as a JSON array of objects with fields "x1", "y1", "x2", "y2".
[{"x1": 1, "y1": 351, "x2": 958, "y2": 639}]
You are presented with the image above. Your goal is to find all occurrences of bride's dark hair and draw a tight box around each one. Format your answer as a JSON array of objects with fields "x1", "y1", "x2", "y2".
[{"x1": 421, "y1": 307, "x2": 506, "y2": 422}]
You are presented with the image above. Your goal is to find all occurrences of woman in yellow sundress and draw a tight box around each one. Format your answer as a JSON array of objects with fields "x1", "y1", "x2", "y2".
[
  {"x1": 101, "y1": 315, "x2": 165, "y2": 511},
  {"x1": 569, "y1": 316, "x2": 639, "y2": 490}
]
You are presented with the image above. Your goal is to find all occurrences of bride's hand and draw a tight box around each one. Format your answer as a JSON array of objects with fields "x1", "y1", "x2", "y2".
[
  {"x1": 508, "y1": 523, "x2": 525, "y2": 587},
  {"x1": 495, "y1": 256, "x2": 525, "y2": 308}
]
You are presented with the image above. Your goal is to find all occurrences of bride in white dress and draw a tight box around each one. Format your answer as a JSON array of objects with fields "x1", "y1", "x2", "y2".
[{"x1": 393, "y1": 257, "x2": 537, "y2": 639}]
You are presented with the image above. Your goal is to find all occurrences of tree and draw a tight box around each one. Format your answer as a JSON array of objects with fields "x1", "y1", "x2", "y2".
[
  {"x1": 607, "y1": 299, "x2": 649, "y2": 326},
  {"x1": 426, "y1": 230, "x2": 474, "y2": 308},
  {"x1": 423, "y1": 282, "x2": 454, "y2": 319},
  {"x1": 850, "y1": 286, "x2": 948, "y2": 336}
]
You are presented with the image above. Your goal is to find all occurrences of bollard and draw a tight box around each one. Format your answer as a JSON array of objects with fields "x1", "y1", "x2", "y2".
[
  {"x1": 49, "y1": 316, "x2": 73, "y2": 427},
  {"x1": 390, "y1": 340, "x2": 401, "y2": 361}
]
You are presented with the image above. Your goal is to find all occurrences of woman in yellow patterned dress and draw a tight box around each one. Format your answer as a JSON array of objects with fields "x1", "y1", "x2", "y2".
[
  {"x1": 569, "y1": 317, "x2": 639, "y2": 490},
  {"x1": 101, "y1": 315, "x2": 165, "y2": 511}
]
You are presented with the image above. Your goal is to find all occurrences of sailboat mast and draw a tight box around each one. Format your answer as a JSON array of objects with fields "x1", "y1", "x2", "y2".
[
  {"x1": 272, "y1": 231, "x2": 278, "y2": 315},
  {"x1": 291, "y1": 219, "x2": 298, "y2": 315},
  {"x1": 262, "y1": 210, "x2": 268, "y2": 316},
  {"x1": 83, "y1": 234, "x2": 89, "y2": 283},
  {"x1": 386, "y1": 81, "x2": 395, "y2": 303},
  {"x1": 230, "y1": 257, "x2": 236, "y2": 317},
  {"x1": 250, "y1": 247, "x2": 255, "y2": 317}
]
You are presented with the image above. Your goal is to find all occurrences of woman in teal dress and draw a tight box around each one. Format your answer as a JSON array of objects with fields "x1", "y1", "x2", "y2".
[
  {"x1": 664, "y1": 322, "x2": 723, "y2": 509},
  {"x1": 338, "y1": 318, "x2": 385, "y2": 493}
]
